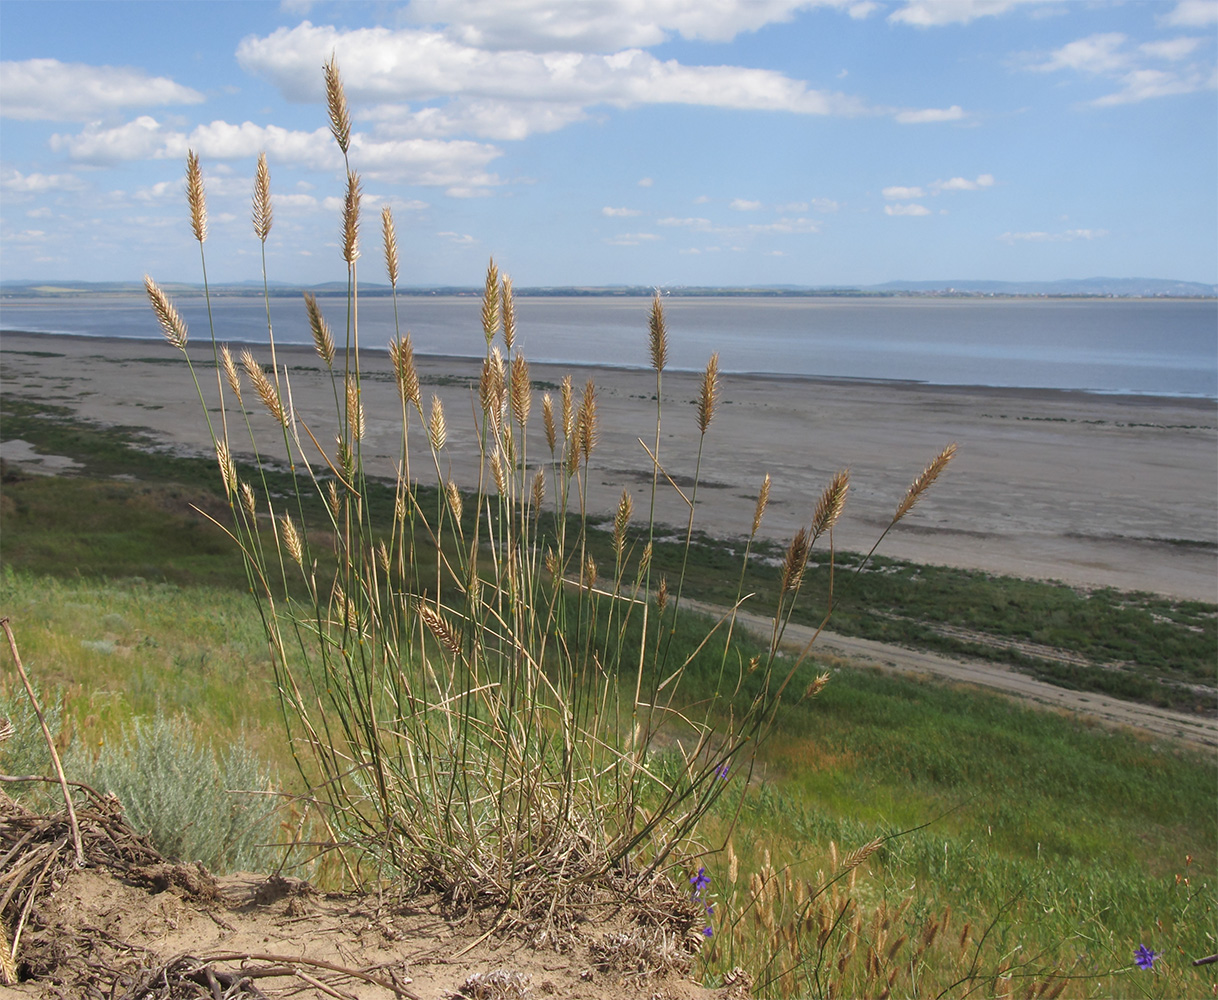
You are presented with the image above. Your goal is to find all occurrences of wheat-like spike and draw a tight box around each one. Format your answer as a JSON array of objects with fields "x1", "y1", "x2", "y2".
[
  {"x1": 388, "y1": 334, "x2": 421, "y2": 407},
  {"x1": 446, "y1": 480, "x2": 463, "y2": 523},
  {"x1": 491, "y1": 449, "x2": 506, "y2": 495},
  {"x1": 280, "y1": 514, "x2": 303, "y2": 566},
  {"x1": 510, "y1": 354, "x2": 531, "y2": 427},
  {"x1": 326, "y1": 480, "x2": 341, "y2": 520},
  {"x1": 418, "y1": 601, "x2": 462, "y2": 656},
  {"x1": 560, "y1": 375, "x2": 574, "y2": 440},
  {"x1": 578, "y1": 379, "x2": 598, "y2": 461},
  {"x1": 638, "y1": 541, "x2": 652, "y2": 574},
  {"x1": 482, "y1": 257, "x2": 500, "y2": 345},
  {"x1": 838, "y1": 837, "x2": 884, "y2": 874},
  {"x1": 613, "y1": 488, "x2": 633, "y2": 558},
  {"x1": 215, "y1": 441, "x2": 236, "y2": 497},
  {"x1": 220, "y1": 345, "x2": 243, "y2": 404},
  {"x1": 394, "y1": 492, "x2": 406, "y2": 526},
  {"x1": 240, "y1": 481, "x2": 257, "y2": 518},
  {"x1": 381, "y1": 205, "x2": 399, "y2": 287},
  {"x1": 186, "y1": 150, "x2": 207, "y2": 244},
  {"x1": 341, "y1": 170, "x2": 361, "y2": 264},
  {"x1": 697, "y1": 351, "x2": 720, "y2": 434},
  {"x1": 429, "y1": 395, "x2": 447, "y2": 450},
  {"x1": 802, "y1": 671, "x2": 831, "y2": 701},
  {"x1": 812, "y1": 469, "x2": 850, "y2": 540},
  {"x1": 500, "y1": 274, "x2": 516, "y2": 353},
  {"x1": 780, "y1": 527, "x2": 810, "y2": 595},
  {"x1": 583, "y1": 555, "x2": 598, "y2": 591},
  {"x1": 894, "y1": 443, "x2": 958, "y2": 523},
  {"x1": 377, "y1": 539, "x2": 390, "y2": 573},
  {"x1": 656, "y1": 575, "x2": 669, "y2": 614},
  {"x1": 752, "y1": 473, "x2": 771, "y2": 536},
  {"x1": 303, "y1": 292, "x2": 336, "y2": 368},
  {"x1": 530, "y1": 467, "x2": 545, "y2": 517},
  {"x1": 323, "y1": 54, "x2": 351, "y2": 154},
  {"x1": 144, "y1": 276, "x2": 188, "y2": 350},
  {"x1": 241, "y1": 349, "x2": 286, "y2": 426},
  {"x1": 346, "y1": 376, "x2": 365, "y2": 440},
  {"x1": 336, "y1": 435, "x2": 354, "y2": 478},
  {"x1": 542, "y1": 393, "x2": 556, "y2": 454},
  {"x1": 252, "y1": 151, "x2": 272, "y2": 242},
  {"x1": 649, "y1": 291, "x2": 668, "y2": 373}
]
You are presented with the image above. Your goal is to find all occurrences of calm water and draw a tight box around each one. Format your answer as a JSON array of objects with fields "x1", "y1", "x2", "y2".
[{"x1": 2, "y1": 294, "x2": 1215, "y2": 397}]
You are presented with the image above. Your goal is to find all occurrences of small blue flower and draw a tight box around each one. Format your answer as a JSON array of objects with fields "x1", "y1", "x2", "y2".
[
  {"x1": 716, "y1": 762, "x2": 730, "y2": 780},
  {"x1": 690, "y1": 867, "x2": 711, "y2": 897},
  {"x1": 1134, "y1": 945, "x2": 1159, "y2": 970},
  {"x1": 702, "y1": 926, "x2": 713, "y2": 937}
]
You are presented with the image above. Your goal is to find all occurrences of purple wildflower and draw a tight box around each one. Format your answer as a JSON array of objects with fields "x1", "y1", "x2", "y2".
[
  {"x1": 1134, "y1": 945, "x2": 1159, "y2": 970},
  {"x1": 702, "y1": 926, "x2": 713, "y2": 937},
  {"x1": 716, "y1": 762, "x2": 730, "y2": 780},
  {"x1": 690, "y1": 867, "x2": 711, "y2": 897}
]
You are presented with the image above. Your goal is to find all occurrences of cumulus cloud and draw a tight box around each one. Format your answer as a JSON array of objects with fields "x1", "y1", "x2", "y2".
[
  {"x1": 0, "y1": 169, "x2": 86, "y2": 193},
  {"x1": 234, "y1": 21, "x2": 869, "y2": 142},
  {"x1": 1028, "y1": 30, "x2": 1217, "y2": 105},
  {"x1": 602, "y1": 206, "x2": 642, "y2": 216},
  {"x1": 889, "y1": 0, "x2": 1050, "y2": 27},
  {"x1": 884, "y1": 203, "x2": 930, "y2": 216},
  {"x1": 0, "y1": 59, "x2": 204, "y2": 121},
  {"x1": 730, "y1": 198, "x2": 762, "y2": 210},
  {"x1": 932, "y1": 173, "x2": 994, "y2": 191},
  {"x1": 895, "y1": 104, "x2": 965, "y2": 124},
  {"x1": 998, "y1": 228, "x2": 1108, "y2": 243},
  {"x1": 405, "y1": 0, "x2": 857, "y2": 52},
  {"x1": 1162, "y1": 0, "x2": 1218, "y2": 27},
  {"x1": 604, "y1": 231, "x2": 661, "y2": 245},
  {"x1": 882, "y1": 185, "x2": 925, "y2": 199}
]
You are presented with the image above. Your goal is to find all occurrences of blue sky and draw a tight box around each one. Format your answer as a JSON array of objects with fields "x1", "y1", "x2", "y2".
[{"x1": 2, "y1": 0, "x2": 1215, "y2": 287}]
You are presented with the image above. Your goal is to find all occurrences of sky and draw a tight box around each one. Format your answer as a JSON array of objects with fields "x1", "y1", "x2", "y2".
[{"x1": 1, "y1": 0, "x2": 1216, "y2": 288}]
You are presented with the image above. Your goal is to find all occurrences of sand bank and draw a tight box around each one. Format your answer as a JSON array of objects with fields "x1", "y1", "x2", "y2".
[{"x1": 2, "y1": 330, "x2": 1215, "y2": 602}]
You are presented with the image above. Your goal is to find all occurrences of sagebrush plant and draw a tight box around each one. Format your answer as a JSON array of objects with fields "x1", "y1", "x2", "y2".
[{"x1": 144, "y1": 57, "x2": 953, "y2": 909}]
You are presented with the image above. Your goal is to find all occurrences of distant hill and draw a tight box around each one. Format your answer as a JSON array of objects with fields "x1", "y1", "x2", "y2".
[{"x1": 2, "y1": 277, "x2": 1214, "y2": 298}]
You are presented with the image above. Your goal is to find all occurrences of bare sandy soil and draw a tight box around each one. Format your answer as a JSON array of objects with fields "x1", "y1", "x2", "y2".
[{"x1": 3, "y1": 330, "x2": 1215, "y2": 601}]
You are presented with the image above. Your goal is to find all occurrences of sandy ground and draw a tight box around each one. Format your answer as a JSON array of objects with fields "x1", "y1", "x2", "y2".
[{"x1": 3, "y1": 330, "x2": 1215, "y2": 603}]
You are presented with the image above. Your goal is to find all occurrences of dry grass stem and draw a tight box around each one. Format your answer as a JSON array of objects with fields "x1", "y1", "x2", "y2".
[
  {"x1": 323, "y1": 54, "x2": 351, "y2": 154},
  {"x1": 697, "y1": 352, "x2": 721, "y2": 434},
  {"x1": 252, "y1": 152, "x2": 272, "y2": 242},
  {"x1": 304, "y1": 293, "x2": 336, "y2": 369},
  {"x1": 186, "y1": 150, "x2": 207, "y2": 244},
  {"x1": 381, "y1": 205, "x2": 399, "y2": 287},
  {"x1": 144, "y1": 276, "x2": 188, "y2": 350},
  {"x1": 812, "y1": 469, "x2": 850, "y2": 539},
  {"x1": 894, "y1": 443, "x2": 958, "y2": 523}
]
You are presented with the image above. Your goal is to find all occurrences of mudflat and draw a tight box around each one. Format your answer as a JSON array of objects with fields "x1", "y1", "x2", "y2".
[{"x1": 3, "y1": 330, "x2": 1215, "y2": 602}]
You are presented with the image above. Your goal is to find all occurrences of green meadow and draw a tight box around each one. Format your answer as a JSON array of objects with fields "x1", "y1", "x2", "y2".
[{"x1": 1, "y1": 396, "x2": 1213, "y2": 999}]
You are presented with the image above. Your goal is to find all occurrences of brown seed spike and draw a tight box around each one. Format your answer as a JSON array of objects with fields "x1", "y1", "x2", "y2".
[
  {"x1": 697, "y1": 351, "x2": 720, "y2": 434},
  {"x1": 530, "y1": 467, "x2": 545, "y2": 517},
  {"x1": 388, "y1": 334, "x2": 421, "y2": 407},
  {"x1": 186, "y1": 150, "x2": 207, "y2": 244},
  {"x1": 812, "y1": 469, "x2": 850, "y2": 540},
  {"x1": 381, "y1": 205, "x2": 399, "y2": 287},
  {"x1": 144, "y1": 276, "x2": 188, "y2": 350},
  {"x1": 752, "y1": 473, "x2": 771, "y2": 536},
  {"x1": 510, "y1": 354, "x2": 531, "y2": 427},
  {"x1": 252, "y1": 152, "x2": 272, "y2": 242},
  {"x1": 780, "y1": 527, "x2": 810, "y2": 595},
  {"x1": 221, "y1": 345, "x2": 243, "y2": 403},
  {"x1": 482, "y1": 258, "x2": 500, "y2": 345},
  {"x1": 894, "y1": 443, "x2": 958, "y2": 524},
  {"x1": 428, "y1": 395, "x2": 447, "y2": 450},
  {"x1": 323, "y1": 54, "x2": 351, "y2": 154},
  {"x1": 501, "y1": 274, "x2": 516, "y2": 353},
  {"x1": 341, "y1": 171, "x2": 361, "y2": 264},
  {"x1": 542, "y1": 394, "x2": 556, "y2": 454},
  {"x1": 648, "y1": 291, "x2": 668, "y2": 373},
  {"x1": 613, "y1": 488, "x2": 633, "y2": 558},
  {"x1": 303, "y1": 292, "x2": 336, "y2": 368},
  {"x1": 577, "y1": 380, "x2": 598, "y2": 460}
]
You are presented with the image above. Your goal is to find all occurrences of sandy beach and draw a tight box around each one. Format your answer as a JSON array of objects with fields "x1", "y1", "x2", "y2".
[{"x1": 2, "y1": 329, "x2": 1216, "y2": 603}]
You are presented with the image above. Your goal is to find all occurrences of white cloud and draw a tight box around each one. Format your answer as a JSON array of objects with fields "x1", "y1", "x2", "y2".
[
  {"x1": 882, "y1": 185, "x2": 925, "y2": 199},
  {"x1": 1140, "y1": 37, "x2": 1205, "y2": 61},
  {"x1": 404, "y1": 0, "x2": 857, "y2": 52},
  {"x1": 638, "y1": 177, "x2": 654, "y2": 187},
  {"x1": 658, "y1": 216, "x2": 715, "y2": 229},
  {"x1": 0, "y1": 59, "x2": 204, "y2": 121},
  {"x1": 0, "y1": 169, "x2": 86, "y2": 193},
  {"x1": 438, "y1": 231, "x2": 478, "y2": 244},
  {"x1": 884, "y1": 203, "x2": 931, "y2": 216},
  {"x1": 931, "y1": 173, "x2": 994, "y2": 191},
  {"x1": 747, "y1": 217, "x2": 819, "y2": 233},
  {"x1": 602, "y1": 206, "x2": 642, "y2": 216},
  {"x1": 730, "y1": 198, "x2": 762, "y2": 210},
  {"x1": 365, "y1": 99, "x2": 588, "y2": 140},
  {"x1": 1091, "y1": 68, "x2": 1210, "y2": 106},
  {"x1": 1162, "y1": 0, "x2": 1218, "y2": 27},
  {"x1": 848, "y1": 2, "x2": 879, "y2": 18},
  {"x1": 604, "y1": 232, "x2": 661, "y2": 245},
  {"x1": 1032, "y1": 33, "x2": 1128, "y2": 74},
  {"x1": 235, "y1": 21, "x2": 870, "y2": 142},
  {"x1": 895, "y1": 104, "x2": 965, "y2": 124},
  {"x1": 811, "y1": 197, "x2": 840, "y2": 212},
  {"x1": 998, "y1": 228, "x2": 1108, "y2": 243},
  {"x1": 889, "y1": 0, "x2": 1049, "y2": 27}
]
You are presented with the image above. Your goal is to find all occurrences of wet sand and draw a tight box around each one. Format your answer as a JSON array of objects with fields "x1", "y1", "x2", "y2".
[{"x1": 2, "y1": 330, "x2": 1216, "y2": 602}]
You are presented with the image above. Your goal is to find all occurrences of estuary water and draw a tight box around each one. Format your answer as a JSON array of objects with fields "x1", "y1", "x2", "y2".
[{"x1": 2, "y1": 294, "x2": 1215, "y2": 398}]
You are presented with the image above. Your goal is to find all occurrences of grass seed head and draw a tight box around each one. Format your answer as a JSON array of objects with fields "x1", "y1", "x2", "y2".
[
  {"x1": 418, "y1": 601, "x2": 462, "y2": 656},
  {"x1": 341, "y1": 170, "x2": 361, "y2": 264},
  {"x1": 656, "y1": 576, "x2": 669, "y2": 614},
  {"x1": 221, "y1": 345, "x2": 243, "y2": 403},
  {"x1": 381, "y1": 205, "x2": 399, "y2": 287},
  {"x1": 812, "y1": 469, "x2": 850, "y2": 540},
  {"x1": 144, "y1": 276, "x2": 188, "y2": 350},
  {"x1": 388, "y1": 334, "x2": 421, "y2": 407},
  {"x1": 894, "y1": 443, "x2": 957, "y2": 523},
  {"x1": 429, "y1": 394, "x2": 447, "y2": 450},
  {"x1": 491, "y1": 449, "x2": 506, "y2": 495},
  {"x1": 578, "y1": 379, "x2": 598, "y2": 461},
  {"x1": 186, "y1": 150, "x2": 207, "y2": 244},
  {"x1": 215, "y1": 441, "x2": 236, "y2": 497},
  {"x1": 542, "y1": 393, "x2": 556, "y2": 454},
  {"x1": 280, "y1": 514, "x2": 303, "y2": 566},
  {"x1": 752, "y1": 473, "x2": 771, "y2": 536},
  {"x1": 240, "y1": 481, "x2": 257, "y2": 517},
  {"x1": 345, "y1": 376, "x2": 365, "y2": 440},
  {"x1": 304, "y1": 292, "x2": 336, "y2": 369},
  {"x1": 241, "y1": 349, "x2": 286, "y2": 426},
  {"x1": 501, "y1": 274, "x2": 516, "y2": 352},
  {"x1": 482, "y1": 257, "x2": 501, "y2": 345},
  {"x1": 613, "y1": 488, "x2": 634, "y2": 557},
  {"x1": 780, "y1": 527, "x2": 810, "y2": 595},
  {"x1": 446, "y1": 479, "x2": 463, "y2": 523},
  {"x1": 326, "y1": 480, "x2": 341, "y2": 520},
  {"x1": 323, "y1": 54, "x2": 351, "y2": 153},
  {"x1": 560, "y1": 375, "x2": 575, "y2": 441},
  {"x1": 510, "y1": 354, "x2": 531, "y2": 426},
  {"x1": 697, "y1": 352, "x2": 721, "y2": 434},
  {"x1": 530, "y1": 468, "x2": 545, "y2": 517},
  {"x1": 649, "y1": 291, "x2": 668, "y2": 373},
  {"x1": 252, "y1": 151, "x2": 272, "y2": 242}
]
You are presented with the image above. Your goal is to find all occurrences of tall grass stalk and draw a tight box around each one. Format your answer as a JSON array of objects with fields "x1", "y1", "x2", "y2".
[{"x1": 144, "y1": 59, "x2": 952, "y2": 909}]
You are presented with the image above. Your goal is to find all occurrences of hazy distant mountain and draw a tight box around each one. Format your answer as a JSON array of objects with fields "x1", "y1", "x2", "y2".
[{"x1": 2, "y1": 277, "x2": 1214, "y2": 298}]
